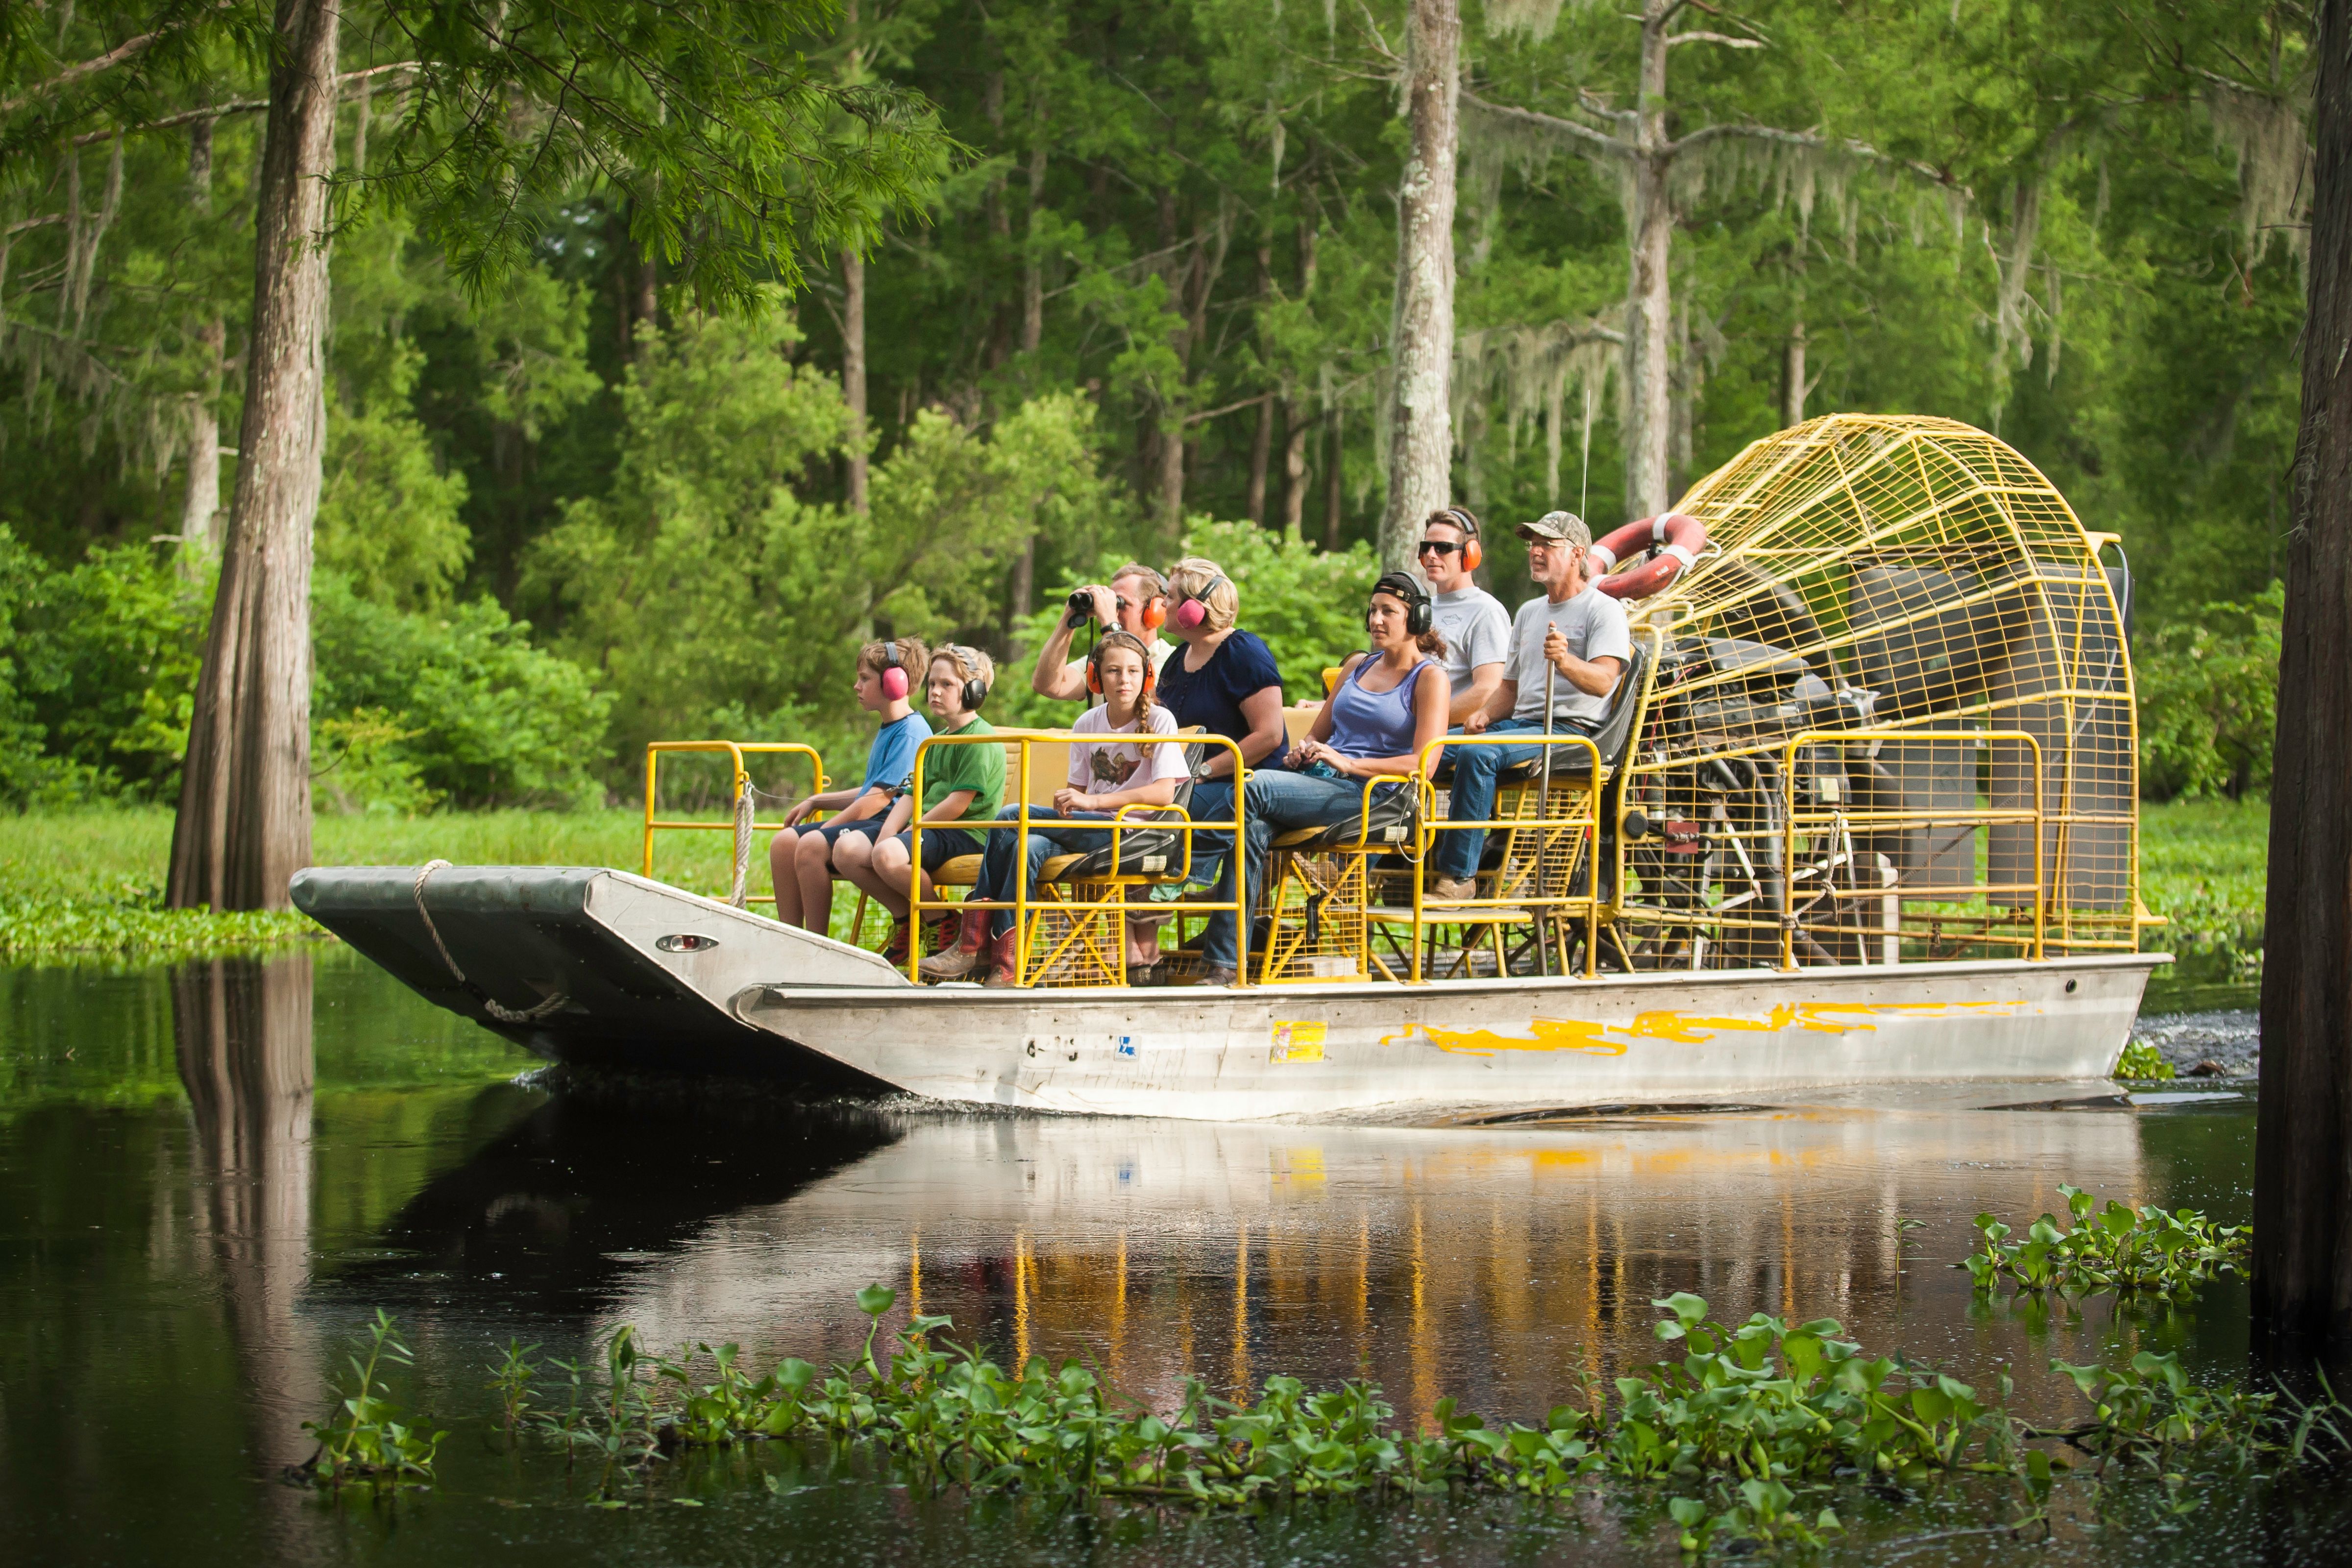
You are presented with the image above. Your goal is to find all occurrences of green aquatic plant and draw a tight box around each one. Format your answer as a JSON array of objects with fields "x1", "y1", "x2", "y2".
[
  {"x1": 2113, "y1": 1041, "x2": 2177, "y2": 1081},
  {"x1": 490, "y1": 1338, "x2": 540, "y2": 1435},
  {"x1": 546, "y1": 1288, "x2": 2149, "y2": 1508},
  {"x1": 298, "y1": 1309, "x2": 444, "y2": 1488},
  {"x1": 1963, "y1": 1186, "x2": 2247, "y2": 1298}
]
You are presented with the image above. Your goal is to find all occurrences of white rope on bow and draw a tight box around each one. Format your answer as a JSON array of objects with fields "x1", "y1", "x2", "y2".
[
  {"x1": 412, "y1": 859, "x2": 571, "y2": 1025},
  {"x1": 728, "y1": 777, "x2": 756, "y2": 909}
]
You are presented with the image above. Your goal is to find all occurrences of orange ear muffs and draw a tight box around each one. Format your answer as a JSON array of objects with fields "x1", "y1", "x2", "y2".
[
  {"x1": 1140, "y1": 595, "x2": 1167, "y2": 631},
  {"x1": 1447, "y1": 506, "x2": 1484, "y2": 572},
  {"x1": 1088, "y1": 633, "x2": 1155, "y2": 699}
]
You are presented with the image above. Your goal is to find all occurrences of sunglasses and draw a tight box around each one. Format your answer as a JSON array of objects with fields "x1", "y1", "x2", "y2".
[{"x1": 1417, "y1": 539, "x2": 1466, "y2": 557}]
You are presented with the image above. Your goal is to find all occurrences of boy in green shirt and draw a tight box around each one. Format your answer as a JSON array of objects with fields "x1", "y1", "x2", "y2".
[{"x1": 837, "y1": 645, "x2": 1005, "y2": 965}]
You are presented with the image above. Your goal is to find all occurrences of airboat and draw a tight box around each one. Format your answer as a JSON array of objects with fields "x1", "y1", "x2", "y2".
[{"x1": 296, "y1": 414, "x2": 2164, "y2": 1123}]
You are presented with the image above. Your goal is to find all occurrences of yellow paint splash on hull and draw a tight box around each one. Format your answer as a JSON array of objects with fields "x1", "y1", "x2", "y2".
[{"x1": 1390, "y1": 998, "x2": 2031, "y2": 1057}]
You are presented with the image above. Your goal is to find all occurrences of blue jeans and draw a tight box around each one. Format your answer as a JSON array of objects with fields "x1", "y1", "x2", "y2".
[
  {"x1": 1434, "y1": 718, "x2": 1558, "y2": 880},
  {"x1": 1185, "y1": 779, "x2": 1261, "y2": 972},
  {"x1": 973, "y1": 806, "x2": 1117, "y2": 937}
]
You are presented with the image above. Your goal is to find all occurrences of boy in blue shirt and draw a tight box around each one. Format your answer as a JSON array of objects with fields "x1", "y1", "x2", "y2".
[{"x1": 769, "y1": 637, "x2": 932, "y2": 933}]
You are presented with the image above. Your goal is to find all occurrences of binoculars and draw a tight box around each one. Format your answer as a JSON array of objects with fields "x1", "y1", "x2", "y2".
[{"x1": 1064, "y1": 588, "x2": 1099, "y2": 628}]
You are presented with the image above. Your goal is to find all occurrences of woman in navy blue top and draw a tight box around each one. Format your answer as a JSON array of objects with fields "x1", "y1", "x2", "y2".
[{"x1": 1156, "y1": 555, "x2": 1287, "y2": 983}]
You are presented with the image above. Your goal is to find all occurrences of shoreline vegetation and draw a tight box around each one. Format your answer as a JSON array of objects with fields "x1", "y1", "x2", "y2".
[
  {"x1": 306, "y1": 1280, "x2": 2341, "y2": 1553},
  {"x1": 0, "y1": 797, "x2": 2270, "y2": 979}
]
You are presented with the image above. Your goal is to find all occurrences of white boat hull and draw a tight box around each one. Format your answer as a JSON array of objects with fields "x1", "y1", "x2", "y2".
[
  {"x1": 294, "y1": 865, "x2": 2162, "y2": 1123},
  {"x1": 735, "y1": 956, "x2": 2155, "y2": 1121}
]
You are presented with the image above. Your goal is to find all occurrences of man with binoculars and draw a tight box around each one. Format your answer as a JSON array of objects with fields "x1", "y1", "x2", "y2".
[{"x1": 1027, "y1": 562, "x2": 1176, "y2": 702}]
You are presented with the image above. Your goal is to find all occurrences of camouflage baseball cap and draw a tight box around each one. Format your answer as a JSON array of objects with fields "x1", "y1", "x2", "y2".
[{"x1": 1516, "y1": 511, "x2": 1592, "y2": 548}]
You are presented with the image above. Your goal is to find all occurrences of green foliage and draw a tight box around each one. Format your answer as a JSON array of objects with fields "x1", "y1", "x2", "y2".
[
  {"x1": 490, "y1": 1339, "x2": 541, "y2": 1435},
  {"x1": 313, "y1": 572, "x2": 612, "y2": 808},
  {"x1": 299, "y1": 1309, "x2": 444, "y2": 1488},
  {"x1": 1963, "y1": 1187, "x2": 2247, "y2": 1297},
  {"x1": 2114, "y1": 1040, "x2": 2176, "y2": 1082},
  {"x1": 317, "y1": 346, "x2": 473, "y2": 612},
  {"x1": 2136, "y1": 585, "x2": 2283, "y2": 801},
  {"x1": 352, "y1": 0, "x2": 951, "y2": 304},
  {"x1": 2139, "y1": 794, "x2": 2267, "y2": 987},
  {"x1": 471, "y1": 1286, "x2": 2343, "y2": 1524},
  {"x1": 0, "y1": 532, "x2": 209, "y2": 804},
  {"x1": 527, "y1": 305, "x2": 1109, "y2": 779}
]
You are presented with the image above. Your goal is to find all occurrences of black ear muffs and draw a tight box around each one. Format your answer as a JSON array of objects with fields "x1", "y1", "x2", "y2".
[
  {"x1": 1371, "y1": 572, "x2": 1434, "y2": 637},
  {"x1": 941, "y1": 645, "x2": 989, "y2": 711}
]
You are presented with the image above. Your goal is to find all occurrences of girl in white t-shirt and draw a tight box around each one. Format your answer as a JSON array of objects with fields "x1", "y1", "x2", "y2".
[{"x1": 922, "y1": 632, "x2": 1186, "y2": 985}]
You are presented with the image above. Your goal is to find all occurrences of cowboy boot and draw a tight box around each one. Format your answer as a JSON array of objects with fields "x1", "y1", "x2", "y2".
[
  {"x1": 982, "y1": 927, "x2": 1022, "y2": 987},
  {"x1": 918, "y1": 908, "x2": 991, "y2": 980}
]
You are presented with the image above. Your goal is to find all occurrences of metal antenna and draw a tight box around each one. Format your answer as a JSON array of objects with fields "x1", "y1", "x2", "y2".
[{"x1": 1538, "y1": 621, "x2": 1559, "y2": 978}]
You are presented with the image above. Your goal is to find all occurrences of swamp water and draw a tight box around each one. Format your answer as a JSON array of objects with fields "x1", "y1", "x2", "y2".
[{"x1": 0, "y1": 949, "x2": 2341, "y2": 1566}]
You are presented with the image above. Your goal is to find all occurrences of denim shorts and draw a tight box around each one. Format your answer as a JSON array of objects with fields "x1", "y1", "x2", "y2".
[
  {"x1": 814, "y1": 816, "x2": 888, "y2": 849},
  {"x1": 889, "y1": 825, "x2": 986, "y2": 874}
]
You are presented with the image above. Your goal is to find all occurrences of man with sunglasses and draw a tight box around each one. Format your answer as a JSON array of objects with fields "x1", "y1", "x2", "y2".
[
  {"x1": 1028, "y1": 562, "x2": 1175, "y2": 703},
  {"x1": 1427, "y1": 510, "x2": 1629, "y2": 902},
  {"x1": 1415, "y1": 508, "x2": 1510, "y2": 729}
]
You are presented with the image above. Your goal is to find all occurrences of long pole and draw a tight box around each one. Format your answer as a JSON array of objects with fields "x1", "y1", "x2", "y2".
[{"x1": 1537, "y1": 622, "x2": 1558, "y2": 977}]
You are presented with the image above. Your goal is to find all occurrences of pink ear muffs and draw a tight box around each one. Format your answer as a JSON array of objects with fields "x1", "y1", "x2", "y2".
[
  {"x1": 1171, "y1": 573, "x2": 1231, "y2": 631},
  {"x1": 875, "y1": 644, "x2": 910, "y2": 700}
]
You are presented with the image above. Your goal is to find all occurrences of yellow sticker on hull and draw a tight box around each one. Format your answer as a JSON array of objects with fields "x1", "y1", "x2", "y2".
[
  {"x1": 1389, "y1": 999, "x2": 2029, "y2": 1056},
  {"x1": 1271, "y1": 1021, "x2": 1326, "y2": 1064}
]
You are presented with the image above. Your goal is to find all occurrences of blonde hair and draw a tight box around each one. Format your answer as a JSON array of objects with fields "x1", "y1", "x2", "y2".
[
  {"x1": 857, "y1": 636, "x2": 929, "y2": 680},
  {"x1": 931, "y1": 643, "x2": 995, "y2": 693},
  {"x1": 1167, "y1": 556, "x2": 1239, "y2": 633}
]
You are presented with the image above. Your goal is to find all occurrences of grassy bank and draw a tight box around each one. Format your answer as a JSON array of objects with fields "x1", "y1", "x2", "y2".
[
  {"x1": 1, "y1": 797, "x2": 2270, "y2": 968},
  {"x1": 0, "y1": 807, "x2": 789, "y2": 964}
]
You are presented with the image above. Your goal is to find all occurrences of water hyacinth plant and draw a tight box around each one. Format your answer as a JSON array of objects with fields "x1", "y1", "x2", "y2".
[
  {"x1": 296, "y1": 1310, "x2": 444, "y2": 1488},
  {"x1": 473, "y1": 1284, "x2": 2340, "y2": 1531},
  {"x1": 1964, "y1": 1185, "x2": 2248, "y2": 1297}
]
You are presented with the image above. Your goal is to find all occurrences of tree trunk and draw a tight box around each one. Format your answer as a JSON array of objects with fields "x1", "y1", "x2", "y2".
[
  {"x1": 1782, "y1": 317, "x2": 1808, "y2": 428},
  {"x1": 1623, "y1": 0, "x2": 1673, "y2": 520},
  {"x1": 1375, "y1": 0, "x2": 1460, "y2": 572},
  {"x1": 1281, "y1": 403, "x2": 1311, "y2": 544},
  {"x1": 173, "y1": 954, "x2": 318, "y2": 1491},
  {"x1": 2254, "y1": 0, "x2": 2352, "y2": 1350},
  {"x1": 167, "y1": 0, "x2": 337, "y2": 914},
  {"x1": 1324, "y1": 409, "x2": 1345, "y2": 551},
  {"x1": 1246, "y1": 399, "x2": 1274, "y2": 523},
  {"x1": 1279, "y1": 214, "x2": 1319, "y2": 544},
  {"x1": 179, "y1": 121, "x2": 224, "y2": 571},
  {"x1": 1783, "y1": 243, "x2": 1810, "y2": 428},
  {"x1": 1156, "y1": 418, "x2": 1186, "y2": 538},
  {"x1": 843, "y1": 247, "x2": 869, "y2": 513},
  {"x1": 1021, "y1": 133, "x2": 1048, "y2": 355}
]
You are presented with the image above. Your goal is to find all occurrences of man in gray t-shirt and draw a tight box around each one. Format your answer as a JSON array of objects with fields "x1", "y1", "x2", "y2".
[
  {"x1": 1502, "y1": 583, "x2": 1632, "y2": 726},
  {"x1": 1430, "y1": 510, "x2": 1633, "y2": 894},
  {"x1": 1415, "y1": 507, "x2": 1512, "y2": 725}
]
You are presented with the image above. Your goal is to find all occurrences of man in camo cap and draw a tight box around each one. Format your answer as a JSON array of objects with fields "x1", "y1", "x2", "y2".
[{"x1": 1427, "y1": 510, "x2": 1631, "y2": 901}]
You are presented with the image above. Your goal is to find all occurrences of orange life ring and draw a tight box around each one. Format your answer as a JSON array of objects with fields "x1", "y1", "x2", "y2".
[{"x1": 1590, "y1": 513, "x2": 1707, "y2": 600}]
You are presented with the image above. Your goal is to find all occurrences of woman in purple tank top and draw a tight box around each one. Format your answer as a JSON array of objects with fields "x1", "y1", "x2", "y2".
[{"x1": 1231, "y1": 575, "x2": 1453, "y2": 929}]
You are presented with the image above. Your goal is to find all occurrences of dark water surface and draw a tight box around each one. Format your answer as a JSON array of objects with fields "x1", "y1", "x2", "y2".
[{"x1": 1, "y1": 950, "x2": 2343, "y2": 1566}]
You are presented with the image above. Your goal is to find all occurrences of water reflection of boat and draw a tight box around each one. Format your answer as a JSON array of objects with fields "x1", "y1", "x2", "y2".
[
  {"x1": 296, "y1": 416, "x2": 2164, "y2": 1120},
  {"x1": 589, "y1": 1102, "x2": 2146, "y2": 1421},
  {"x1": 327, "y1": 1092, "x2": 902, "y2": 1315}
]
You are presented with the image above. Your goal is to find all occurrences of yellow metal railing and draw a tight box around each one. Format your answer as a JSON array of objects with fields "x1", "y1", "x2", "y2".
[
  {"x1": 1406, "y1": 732, "x2": 1607, "y2": 981},
  {"x1": 906, "y1": 733, "x2": 1247, "y2": 987},
  {"x1": 1775, "y1": 728, "x2": 2044, "y2": 970},
  {"x1": 642, "y1": 741, "x2": 828, "y2": 901}
]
